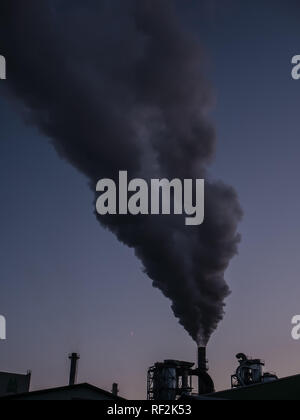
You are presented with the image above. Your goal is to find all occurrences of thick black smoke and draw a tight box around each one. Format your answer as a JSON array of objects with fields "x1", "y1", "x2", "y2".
[{"x1": 0, "y1": 0, "x2": 242, "y2": 345}]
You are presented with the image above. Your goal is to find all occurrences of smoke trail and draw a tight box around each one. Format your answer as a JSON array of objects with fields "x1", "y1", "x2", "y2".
[{"x1": 0, "y1": 0, "x2": 242, "y2": 345}]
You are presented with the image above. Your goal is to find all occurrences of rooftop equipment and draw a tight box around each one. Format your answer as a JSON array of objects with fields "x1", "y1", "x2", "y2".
[
  {"x1": 147, "y1": 360, "x2": 194, "y2": 400},
  {"x1": 231, "y1": 353, "x2": 278, "y2": 389},
  {"x1": 147, "y1": 347, "x2": 215, "y2": 400}
]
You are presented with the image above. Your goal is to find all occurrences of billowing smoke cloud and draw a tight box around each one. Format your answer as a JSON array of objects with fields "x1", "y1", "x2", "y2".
[{"x1": 0, "y1": 0, "x2": 242, "y2": 345}]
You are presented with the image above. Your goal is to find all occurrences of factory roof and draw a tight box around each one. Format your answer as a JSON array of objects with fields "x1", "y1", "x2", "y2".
[
  {"x1": 204, "y1": 374, "x2": 300, "y2": 400},
  {"x1": 0, "y1": 383, "x2": 126, "y2": 401}
]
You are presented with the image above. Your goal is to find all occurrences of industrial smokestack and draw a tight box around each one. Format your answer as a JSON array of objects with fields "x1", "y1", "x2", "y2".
[
  {"x1": 198, "y1": 347, "x2": 207, "y2": 372},
  {"x1": 68, "y1": 353, "x2": 80, "y2": 386},
  {"x1": 198, "y1": 347, "x2": 207, "y2": 395},
  {"x1": 197, "y1": 347, "x2": 214, "y2": 395}
]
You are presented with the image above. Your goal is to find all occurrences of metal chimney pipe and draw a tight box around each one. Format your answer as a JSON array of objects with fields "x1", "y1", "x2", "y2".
[
  {"x1": 198, "y1": 347, "x2": 207, "y2": 372},
  {"x1": 112, "y1": 383, "x2": 119, "y2": 397},
  {"x1": 197, "y1": 346, "x2": 215, "y2": 395},
  {"x1": 198, "y1": 347, "x2": 207, "y2": 395},
  {"x1": 69, "y1": 353, "x2": 80, "y2": 386}
]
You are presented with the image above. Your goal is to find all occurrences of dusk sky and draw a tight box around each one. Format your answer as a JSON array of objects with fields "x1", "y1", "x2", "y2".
[{"x1": 1, "y1": 0, "x2": 300, "y2": 399}]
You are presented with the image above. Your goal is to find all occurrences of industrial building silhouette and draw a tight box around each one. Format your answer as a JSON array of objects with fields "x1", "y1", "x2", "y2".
[{"x1": 0, "y1": 351, "x2": 299, "y2": 401}]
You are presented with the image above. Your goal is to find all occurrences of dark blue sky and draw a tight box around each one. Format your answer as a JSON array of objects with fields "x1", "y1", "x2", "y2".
[{"x1": 1, "y1": 1, "x2": 300, "y2": 398}]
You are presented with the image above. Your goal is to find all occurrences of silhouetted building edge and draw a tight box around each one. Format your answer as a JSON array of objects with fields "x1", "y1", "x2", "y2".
[
  {"x1": 181, "y1": 374, "x2": 300, "y2": 401},
  {"x1": 0, "y1": 383, "x2": 126, "y2": 401},
  {"x1": 0, "y1": 371, "x2": 31, "y2": 397}
]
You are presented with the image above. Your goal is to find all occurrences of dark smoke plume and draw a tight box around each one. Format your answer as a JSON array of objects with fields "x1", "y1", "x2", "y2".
[{"x1": 0, "y1": 0, "x2": 242, "y2": 345}]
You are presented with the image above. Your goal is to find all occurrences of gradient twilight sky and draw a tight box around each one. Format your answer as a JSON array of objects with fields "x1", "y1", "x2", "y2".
[{"x1": 1, "y1": 0, "x2": 300, "y2": 399}]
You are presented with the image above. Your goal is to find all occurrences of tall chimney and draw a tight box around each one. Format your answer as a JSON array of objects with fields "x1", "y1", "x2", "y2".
[
  {"x1": 68, "y1": 353, "x2": 80, "y2": 386},
  {"x1": 197, "y1": 346, "x2": 215, "y2": 395},
  {"x1": 198, "y1": 347, "x2": 207, "y2": 372}
]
